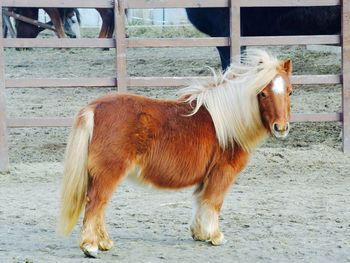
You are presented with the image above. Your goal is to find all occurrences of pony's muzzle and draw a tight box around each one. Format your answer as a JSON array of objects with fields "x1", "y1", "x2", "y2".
[{"x1": 272, "y1": 122, "x2": 290, "y2": 138}]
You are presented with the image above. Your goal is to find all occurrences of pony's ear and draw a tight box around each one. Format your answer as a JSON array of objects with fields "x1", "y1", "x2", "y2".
[{"x1": 282, "y1": 58, "x2": 293, "y2": 75}]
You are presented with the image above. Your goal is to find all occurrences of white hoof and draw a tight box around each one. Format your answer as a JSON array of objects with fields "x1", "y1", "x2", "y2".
[
  {"x1": 98, "y1": 238, "x2": 113, "y2": 251},
  {"x1": 210, "y1": 232, "x2": 226, "y2": 246},
  {"x1": 82, "y1": 244, "x2": 99, "y2": 258}
]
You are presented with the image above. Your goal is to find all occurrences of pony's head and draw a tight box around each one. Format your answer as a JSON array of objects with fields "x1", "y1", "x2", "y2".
[
  {"x1": 180, "y1": 49, "x2": 293, "y2": 152},
  {"x1": 257, "y1": 59, "x2": 293, "y2": 139}
]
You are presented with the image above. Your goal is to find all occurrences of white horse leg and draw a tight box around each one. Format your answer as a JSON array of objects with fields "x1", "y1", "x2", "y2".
[{"x1": 190, "y1": 196, "x2": 225, "y2": 245}]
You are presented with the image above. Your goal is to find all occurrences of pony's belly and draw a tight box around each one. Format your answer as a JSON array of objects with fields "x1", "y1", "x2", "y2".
[{"x1": 126, "y1": 162, "x2": 202, "y2": 189}]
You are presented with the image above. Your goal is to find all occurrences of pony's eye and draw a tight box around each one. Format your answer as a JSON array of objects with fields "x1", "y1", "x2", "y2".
[
  {"x1": 289, "y1": 91, "x2": 293, "y2": 96},
  {"x1": 258, "y1": 92, "x2": 267, "y2": 98}
]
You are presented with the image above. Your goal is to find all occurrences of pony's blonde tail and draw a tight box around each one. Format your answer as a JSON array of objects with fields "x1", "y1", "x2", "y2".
[{"x1": 59, "y1": 107, "x2": 94, "y2": 236}]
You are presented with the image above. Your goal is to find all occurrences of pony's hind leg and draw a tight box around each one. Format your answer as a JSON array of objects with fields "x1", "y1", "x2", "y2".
[{"x1": 80, "y1": 159, "x2": 128, "y2": 257}]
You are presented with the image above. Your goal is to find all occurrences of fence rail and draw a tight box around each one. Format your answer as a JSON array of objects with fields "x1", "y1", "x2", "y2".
[
  {"x1": 4, "y1": 74, "x2": 342, "y2": 89},
  {"x1": 4, "y1": 35, "x2": 340, "y2": 49},
  {"x1": 0, "y1": 0, "x2": 348, "y2": 171}
]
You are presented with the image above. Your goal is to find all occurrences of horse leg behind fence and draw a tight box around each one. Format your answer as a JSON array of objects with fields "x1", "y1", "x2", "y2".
[
  {"x1": 44, "y1": 8, "x2": 66, "y2": 38},
  {"x1": 96, "y1": 8, "x2": 114, "y2": 38}
]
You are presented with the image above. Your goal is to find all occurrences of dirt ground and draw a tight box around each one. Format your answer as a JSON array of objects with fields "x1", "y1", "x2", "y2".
[{"x1": 1, "y1": 43, "x2": 350, "y2": 263}]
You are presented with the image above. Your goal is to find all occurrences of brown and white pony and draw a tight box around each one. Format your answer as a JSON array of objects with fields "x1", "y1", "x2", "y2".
[{"x1": 59, "y1": 50, "x2": 293, "y2": 258}]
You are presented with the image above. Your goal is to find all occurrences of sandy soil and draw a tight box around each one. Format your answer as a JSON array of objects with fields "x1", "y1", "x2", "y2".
[{"x1": 0, "y1": 45, "x2": 349, "y2": 262}]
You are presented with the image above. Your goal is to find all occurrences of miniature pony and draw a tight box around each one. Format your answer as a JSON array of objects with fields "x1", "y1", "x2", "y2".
[{"x1": 59, "y1": 50, "x2": 293, "y2": 257}]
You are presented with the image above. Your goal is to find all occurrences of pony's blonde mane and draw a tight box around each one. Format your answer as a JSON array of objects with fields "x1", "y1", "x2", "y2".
[{"x1": 179, "y1": 49, "x2": 281, "y2": 152}]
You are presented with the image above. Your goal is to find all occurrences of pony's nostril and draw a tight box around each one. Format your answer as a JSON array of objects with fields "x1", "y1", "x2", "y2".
[
  {"x1": 273, "y1": 123, "x2": 279, "y2": 132},
  {"x1": 285, "y1": 122, "x2": 290, "y2": 132}
]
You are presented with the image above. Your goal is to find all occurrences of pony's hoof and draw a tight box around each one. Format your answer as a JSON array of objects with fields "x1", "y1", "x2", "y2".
[
  {"x1": 191, "y1": 231, "x2": 208, "y2": 242},
  {"x1": 192, "y1": 233, "x2": 204, "y2": 241},
  {"x1": 82, "y1": 244, "x2": 99, "y2": 258},
  {"x1": 210, "y1": 232, "x2": 225, "y2": 246},
  {"x1": 98, "y1": 238, "x2": 114, "y2": 251}
]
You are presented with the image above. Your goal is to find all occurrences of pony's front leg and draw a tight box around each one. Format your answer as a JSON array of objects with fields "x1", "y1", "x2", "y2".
[
  {"x1": 191, "y1": 198, "x2": 224, "y2": 245},
  {"x1": 191, "y1": 149, "x2": 249, "y2": 245}
]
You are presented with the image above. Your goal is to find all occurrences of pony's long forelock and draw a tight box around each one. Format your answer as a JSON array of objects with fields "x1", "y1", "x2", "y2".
[{"x1": 179, "y1": 50, "x2": 281, "y2": 152}]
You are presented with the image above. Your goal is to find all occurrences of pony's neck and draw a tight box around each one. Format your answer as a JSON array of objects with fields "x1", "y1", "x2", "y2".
[
  {"x1": 186, "y1": 101, "x2": 268, "y2": 153},
  {"x1": 234, "y1": 116, "x2": 269, "y2": 152}
]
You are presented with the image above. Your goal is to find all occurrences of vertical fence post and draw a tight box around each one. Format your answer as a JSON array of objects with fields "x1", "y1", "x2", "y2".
[
  {"x1": 342, "y1": 0, "x2": 350, "y2": 153},
  {"x1": 0, "y1": 6, "x2": 9, "y2": 172},
  {"x1": 115, "y1": 0, "x2": 127, "y2": 92},
  {"x1": 230, "y1": 0, "x2": 241, "y2": 62}
]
